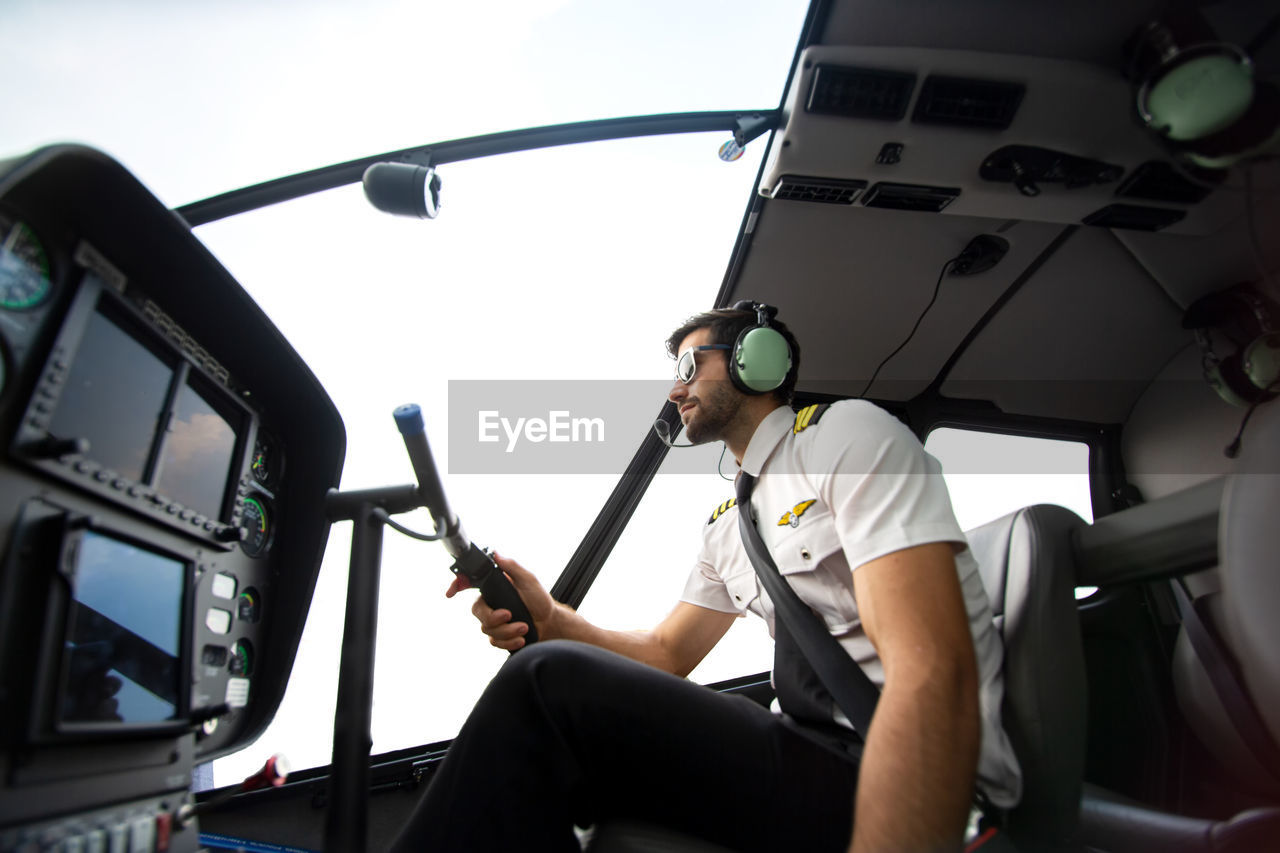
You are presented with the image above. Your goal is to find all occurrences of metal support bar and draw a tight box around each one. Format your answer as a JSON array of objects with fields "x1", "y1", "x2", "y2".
[
  {"x1": 324, "y1": 484, "x2": 422, "y2": 521},
  {"x1": 734, "y1": 113, "x2": 777, "y2": 147},
  {"x1": 322, "y1": 485, "x2": 423, "y2": 852}
]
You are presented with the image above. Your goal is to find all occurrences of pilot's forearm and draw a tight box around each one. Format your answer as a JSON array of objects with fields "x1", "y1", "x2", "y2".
[
  {"x1": 544, "y1": 605, "x2": 683, "y2": 673},
  {"x1": 849, "y1": 665, "x2": 979, "y2": 853}
]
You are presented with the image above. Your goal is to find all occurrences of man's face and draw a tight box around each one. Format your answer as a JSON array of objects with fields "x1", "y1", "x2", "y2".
[{"x1": 668, "y1": 327, "x2": 743, "y2": 445}]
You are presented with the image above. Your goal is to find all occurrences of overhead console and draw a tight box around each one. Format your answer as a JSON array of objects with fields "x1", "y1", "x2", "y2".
[
  {"x1": 0, "y1": 147, "x2": 344, "y2": 850},
  {"x1": 759, "y1": 46, "x2": 1241, "y2": 235}
]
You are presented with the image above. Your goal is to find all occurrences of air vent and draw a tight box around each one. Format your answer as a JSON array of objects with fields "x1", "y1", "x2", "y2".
[
  {"x1": 1083, "y1": 204, "x2": 1185, "y2": 231},
  {"x1": 771, "y1": 176, "x2": 868, "y2": 205},
  {"x1": 1115, "y1": 161, "x2": 1219, "y2": 204},
  {"x1": 912, "y1": 75, "x2": 1025, "y2": 129},
  {"x1": 807, "y1": 65, "x2": 916, "y2": 120},
  {"x1": 862, "y1": 182, "x2": 960, "y2": 212}
]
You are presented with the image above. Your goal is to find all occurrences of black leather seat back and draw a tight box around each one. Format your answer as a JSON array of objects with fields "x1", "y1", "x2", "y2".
[{"x1": 967, "y1": 505, "x2": 1089, "y2": 851}]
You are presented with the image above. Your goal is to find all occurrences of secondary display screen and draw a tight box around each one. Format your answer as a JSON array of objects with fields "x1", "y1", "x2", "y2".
[
  {"x1": 154, "y1": 381, "x2": 237, "y2": 519},
  {"x1": 47, "y1": 306, "x2": 173, "y2": 484},
  {"x1": 59, "y1": 531, "x2": 185, "y2": 725}
]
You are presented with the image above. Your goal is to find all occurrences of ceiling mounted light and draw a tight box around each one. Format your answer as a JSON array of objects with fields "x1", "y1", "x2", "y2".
[{"x1": 362, "y1": 162, "x2": 441, "y2": 219}]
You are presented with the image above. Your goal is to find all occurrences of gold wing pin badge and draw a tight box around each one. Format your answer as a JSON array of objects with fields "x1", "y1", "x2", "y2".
[{"x1": 777, "y1": 499, "x2": 817, "y2": 527}]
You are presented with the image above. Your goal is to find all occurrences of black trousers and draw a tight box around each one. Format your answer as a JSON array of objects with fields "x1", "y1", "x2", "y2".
[{"x1": 390, "y1": 640, "x2": 860, "y2": 852}]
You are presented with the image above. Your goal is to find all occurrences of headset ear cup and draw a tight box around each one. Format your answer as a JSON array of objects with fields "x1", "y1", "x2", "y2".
[
  {"x1": 1242, "y1": 333, "x2": 1280, "y2": 391},
  {"x1": 1212, "y1": 352, "x2": 1268, "y2": 407},
  {"x1": 732, "y1": 326, "x2": 792, "y2": 394},
  {"x1": 1177, "y1": 80, "x2": 1280, "y2": 168}
]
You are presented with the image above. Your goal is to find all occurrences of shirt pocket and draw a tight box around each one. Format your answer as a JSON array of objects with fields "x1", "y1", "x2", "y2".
[{"x1": 769, "y1": 513, "x2": 857, "y2": 631}]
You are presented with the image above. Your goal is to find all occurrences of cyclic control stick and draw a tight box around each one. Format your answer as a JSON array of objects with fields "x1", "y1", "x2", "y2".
[{"x1": 393, "y1": 403, "x2": 539, "y2": 645}]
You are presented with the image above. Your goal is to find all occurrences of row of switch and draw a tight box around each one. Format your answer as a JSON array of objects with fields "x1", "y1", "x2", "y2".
[{"x1": 4, "y1": 810, "x2": 172, "y2": 853}]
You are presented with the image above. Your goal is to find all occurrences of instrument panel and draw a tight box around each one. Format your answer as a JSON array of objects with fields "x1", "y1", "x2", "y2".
[{"x1": 0, "y1": 146, "x2": 345, "y2": 846}]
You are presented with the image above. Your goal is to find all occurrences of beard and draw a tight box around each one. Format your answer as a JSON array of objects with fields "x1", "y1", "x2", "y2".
[{"x1": 683, "y1": 380, "x2": 742, "y2": 445}]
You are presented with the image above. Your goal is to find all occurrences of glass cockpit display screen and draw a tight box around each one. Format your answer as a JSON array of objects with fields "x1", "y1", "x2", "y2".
[
  {"x1": 41, "y1": 286, "x2": 248, "y2": 523},
  {"x1": 154, "y1": 381, "x2": 238, "y2": 520},
  {"x1": 47, "y1": 304, "x2": 173, "y2": 484},
  {"x1": 59, "y1": 531, "x2": 186, "y2": 726}
]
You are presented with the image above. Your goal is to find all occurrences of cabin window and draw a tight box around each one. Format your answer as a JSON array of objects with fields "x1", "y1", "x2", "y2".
[
  {"x1": 924, "y1": 426, "x2": 1098, "y2": 598},
  {"x1": 924, "y1": 427, "x2": 1093, "y2": 528},
  {"x1": 578, "y1": 443, "x2": 776, "y2": 686}
]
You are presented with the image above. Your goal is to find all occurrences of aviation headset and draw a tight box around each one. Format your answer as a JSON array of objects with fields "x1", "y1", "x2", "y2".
[
  {"x1": 727, "y1": 300, "x2": 793, "y2": 395},
  {"x1": 1183, "y1": 285, "x2": 1280, "y2": 407},
  {"x1": 1129, "y1": 12, "x2": 1280, "y2": 169}
]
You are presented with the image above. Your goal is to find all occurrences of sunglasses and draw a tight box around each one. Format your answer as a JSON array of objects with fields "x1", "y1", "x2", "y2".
[{"x1": 676, "y1": 344, "x2": 730, "y2": 384}]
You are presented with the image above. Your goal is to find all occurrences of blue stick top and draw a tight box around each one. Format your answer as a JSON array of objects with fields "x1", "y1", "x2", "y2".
[{"x1": 392, "y1": 403, "x2": 425, "y2": 436}]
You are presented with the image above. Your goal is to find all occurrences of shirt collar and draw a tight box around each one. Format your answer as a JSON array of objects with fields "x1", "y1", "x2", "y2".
[{"x1": 739, "y1": 406, "x2": 795, "y2": 477}]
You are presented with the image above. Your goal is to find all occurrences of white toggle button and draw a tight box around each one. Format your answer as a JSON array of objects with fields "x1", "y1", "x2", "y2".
[
  {"x1": 211, "y1": 573, "x2": 237, "y2": 599},
  {"x1": 206, "y1": 608, "x2": 232, "y2": 635}
]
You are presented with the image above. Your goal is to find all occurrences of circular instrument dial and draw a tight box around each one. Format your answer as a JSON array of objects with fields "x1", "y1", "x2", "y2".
[
  {"x1": 239, "y1": 495, "x2": 274, "y2": 558},
  {"x1": 237, "y1": 588, "x2": 261, "y2": 623},
  {"x1": 250, "y1": 432, "x2": 281, "y2": 488},
  {"x1": 229, "y1": 639, "x2": 254, "y2": 677},
  {"x1": 0, "y1": 212, "x2": 53, "y2": 311}
]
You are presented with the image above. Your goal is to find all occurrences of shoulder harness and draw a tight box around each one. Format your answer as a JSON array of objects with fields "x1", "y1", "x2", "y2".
[
  {"x1": 793, "y1": 403, "x2": 830, "y2": 434},
  {"x1": 707, "y1": 498, "x2": 736, "y2": 525}
]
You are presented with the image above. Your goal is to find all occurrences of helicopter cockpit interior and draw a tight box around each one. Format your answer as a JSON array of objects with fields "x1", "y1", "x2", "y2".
[{"x1": 3, "y1": 0, "x2": 1280, "y2": 851}]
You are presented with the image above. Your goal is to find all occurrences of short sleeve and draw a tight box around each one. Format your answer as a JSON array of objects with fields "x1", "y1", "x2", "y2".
[
  {"x1": 679, "y1": 505, "x2": 747, "y2": 615},
  {"x1": 809, "y1": 401, "x2": 968, "y2": 572}
]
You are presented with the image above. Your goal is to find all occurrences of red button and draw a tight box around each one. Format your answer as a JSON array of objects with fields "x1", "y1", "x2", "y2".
[{"x1": 155, "y1": 812, "x2": 172, "y2": 851}]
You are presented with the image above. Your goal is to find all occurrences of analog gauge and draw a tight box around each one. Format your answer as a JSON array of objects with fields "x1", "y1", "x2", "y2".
[
  {"x1": 250, "y1": 432, "x2": 280, "y2": 488},
  {"x1": 229, "y1": 639, "x2": 254, "y2": 677},
  {"x1": 237, "y1": 587, "x2": 261, "y2": 623},
  {"x1": 0, "y1": 212, "x2": 53, "y2": 311},
  {"x1": 239, "y1": 495, "x2": 273, "y2": 558}
]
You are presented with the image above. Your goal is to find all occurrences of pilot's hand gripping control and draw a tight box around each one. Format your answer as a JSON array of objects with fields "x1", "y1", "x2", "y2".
[{"x1": 392, "y1": 404, "x2": 539, "y2": 646}]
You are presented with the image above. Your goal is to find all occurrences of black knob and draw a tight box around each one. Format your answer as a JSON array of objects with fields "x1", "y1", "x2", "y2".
[
  {"x1": 214, "y1": 526, "x2": 244, "y2": 543},
  {"x1": 22, "y1": 437, "x2": 90, "y2": 459}
]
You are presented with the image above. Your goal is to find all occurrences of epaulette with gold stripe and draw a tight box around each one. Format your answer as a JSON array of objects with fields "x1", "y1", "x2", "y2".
[
  {"x1": 793, "y1": 403, "x2": 830, "y2": 434},
  {"x1": 707, "y1": 498, "x2": 736, "y2": 525}
]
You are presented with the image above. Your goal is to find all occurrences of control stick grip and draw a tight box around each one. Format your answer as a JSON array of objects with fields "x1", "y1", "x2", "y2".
[
  {"x1": 393, "y1": 404, "x2": 539, "y2": 648},
  {"x1": 455, "y1": 543, "x2": 539, "y2": 645}
]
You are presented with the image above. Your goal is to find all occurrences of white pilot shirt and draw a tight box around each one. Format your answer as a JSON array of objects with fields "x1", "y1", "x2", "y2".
[{"x1": 680, "y1": 401, "x2": 1023, "y2": 808}]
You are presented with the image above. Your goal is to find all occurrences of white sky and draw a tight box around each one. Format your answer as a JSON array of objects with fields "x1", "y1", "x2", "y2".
[{"x1": 3, "y1": 0, "x2": 1093, "y2": 790}]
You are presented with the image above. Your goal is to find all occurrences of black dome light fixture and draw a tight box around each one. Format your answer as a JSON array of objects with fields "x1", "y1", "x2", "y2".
[{"x1": 362, "y1": 161, "x2": 442, "y2": 219}]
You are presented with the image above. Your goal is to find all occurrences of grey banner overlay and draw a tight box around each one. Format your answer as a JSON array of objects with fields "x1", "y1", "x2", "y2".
[
  {"x1": 446, "y1": 380, "x2": 1280, "y2": 475},
  {"x1": 450, "y1": 380, "x2": 677, "y2": 474}
]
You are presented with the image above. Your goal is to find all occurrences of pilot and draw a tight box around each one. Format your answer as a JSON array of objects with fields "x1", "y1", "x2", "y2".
[{"x1": 391, "y1": 305, "x2": 1021, "y2": 853}]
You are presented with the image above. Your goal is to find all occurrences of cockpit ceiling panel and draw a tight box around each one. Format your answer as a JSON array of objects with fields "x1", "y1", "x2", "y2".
[
  {"x1": 727, "y1": 200, "x2": 1063, "y2": 402},
  {"x1": 817, "y1": 0, "x2": 1161, "y2": 65},
  {"x1": 1113, "y1": 168, "x2": 1280, "y2": 311},
  {"x1": 940, "y1": 227, "x2": 1189, "y2": 422},
  {"x1": 761, "y1": 46, "x2": 1242, "y2": 236}
]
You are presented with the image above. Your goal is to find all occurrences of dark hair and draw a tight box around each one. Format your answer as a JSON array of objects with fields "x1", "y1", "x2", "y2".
[{"x1": 665, "y1": 306, "x2": 801, "y2": 404}]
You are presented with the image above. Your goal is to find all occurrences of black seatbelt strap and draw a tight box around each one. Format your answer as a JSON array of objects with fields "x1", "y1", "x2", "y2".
[
  {"x1": 735, "y1": 472, "x2": 880, "y2": 738},
  {"x1": 1171, "y1": 579, "x2": 1280, "y2": 781},
  {"x1": 772, "y1": 614, "x2": 844, "y2": 726},
  {"x1": 737, "y1": 470, "x2": 1017, "y2": 842}
]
